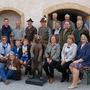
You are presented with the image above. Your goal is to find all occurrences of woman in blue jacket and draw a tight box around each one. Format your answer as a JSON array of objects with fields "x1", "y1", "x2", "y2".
[{"x1": 68, "y1": 32, "x2": 90, "y2": 89}]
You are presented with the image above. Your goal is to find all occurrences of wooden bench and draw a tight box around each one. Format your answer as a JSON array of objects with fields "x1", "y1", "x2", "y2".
[{"x1": 83, "y1": 67, "x2": 90, "y2": 85}]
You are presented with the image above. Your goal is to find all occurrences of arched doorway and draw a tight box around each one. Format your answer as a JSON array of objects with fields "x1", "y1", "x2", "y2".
[
  {"x1": 48, "y1": 9, "x2": 89, "y2": 24},
  {"x1": 0, "y1": 8, "x2": 24, "y2": 28},
  {"x1": 43, "y1": 2, "x2": 90, "y2": 28}
]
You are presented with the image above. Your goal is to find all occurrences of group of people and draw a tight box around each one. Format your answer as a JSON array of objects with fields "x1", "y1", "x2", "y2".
[{"x1": 0, "y1": 12, "x2": 90, "y2": 89}]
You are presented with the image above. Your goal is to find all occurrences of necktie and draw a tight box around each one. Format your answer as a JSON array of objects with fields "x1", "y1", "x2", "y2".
[{"x1": 3, "y1": 44, "x2": 8, "y2": 56}]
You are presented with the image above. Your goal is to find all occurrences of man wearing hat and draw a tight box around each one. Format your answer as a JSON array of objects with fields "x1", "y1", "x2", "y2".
[
  {"x1": 38, "y1": 17, "x2": 51, "y2": 52},
  {"x1": 24, "y1": 18, "x2": 37, "y2": 43}
]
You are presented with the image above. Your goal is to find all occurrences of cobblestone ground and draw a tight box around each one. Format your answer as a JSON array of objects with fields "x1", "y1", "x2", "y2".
[{"x1": 0, "y1": 71, "x2": 90, "y2": 90}]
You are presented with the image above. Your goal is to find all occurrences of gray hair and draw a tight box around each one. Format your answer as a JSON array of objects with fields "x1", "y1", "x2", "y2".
[
  {"x1": 52, "y1": 13, "x2": 58, "y2": 16},
  {"x1": 65, "y1": 14, "x2": 70, "y2": 17}
]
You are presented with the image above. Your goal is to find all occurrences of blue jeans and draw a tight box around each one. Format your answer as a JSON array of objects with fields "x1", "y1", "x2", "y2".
[
  {"x1": 7, "y1": 69, "x2": 17, "y2": 79},
  {"x1": 21, "y1": 55, "x2": 28, "y2": 62},
  {"x1": 0, "y1": 63, "x2": 7, "y2": 81}
]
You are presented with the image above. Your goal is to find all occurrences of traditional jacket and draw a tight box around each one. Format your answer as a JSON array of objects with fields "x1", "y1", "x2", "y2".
[
  {"x1": 38, "y1": 26, "x2": 51, "y2": 47},
  {"x1": 25, "y1": 26, "x2": 37, "y2": 42},
  {"x1": 59, "y1": 28, "x2": 73, "y2": 49},
  {"x1": 45, "y1": 43, "x2": 60, "y2": 61},
  {"x1": 73, "y1": 27, "x2": 89, "y2": 44}
]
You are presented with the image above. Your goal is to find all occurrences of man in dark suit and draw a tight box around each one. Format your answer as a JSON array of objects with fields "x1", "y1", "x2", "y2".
[{"x1": 1, "y1": 18, "x2": 13, "y2": 43}]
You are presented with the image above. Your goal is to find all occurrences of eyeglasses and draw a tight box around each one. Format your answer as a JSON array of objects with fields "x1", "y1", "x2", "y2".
[{"x1": 2, "y1": 39, "x2": 7, "y2": 41}]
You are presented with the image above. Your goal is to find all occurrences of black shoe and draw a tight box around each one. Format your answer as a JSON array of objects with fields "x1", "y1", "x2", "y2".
[
  {"x1": 25, "y1": 71, "x2": 28, "y2": 75},
  {"x1": 66, "y1": 78, "x2": 69, "y2": 82},
  {"x1": 66, "y1": 74, "x2": 69, "y2": 82},
  {"x1": 25, "y1": 69, "x2": 29, "y2": 75},
  {"x1": 60, "y1": 78, "x2": 66, "y2": 82}
]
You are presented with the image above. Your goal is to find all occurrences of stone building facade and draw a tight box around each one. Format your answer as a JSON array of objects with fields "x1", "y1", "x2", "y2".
[{"x1": 0, "y1": 0, "x2": 90, "y2": 29}]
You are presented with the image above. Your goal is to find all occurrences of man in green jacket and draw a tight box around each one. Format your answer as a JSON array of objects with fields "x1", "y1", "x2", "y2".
[
  {"x1": 60, "y1": 21, "x2": 73, "y2": 49},
  {"x1": 38, "y1": 18, "x2": 51, "y2": 50},
  {"x1": 73, "y1": 20, "x2": 89, "y2": 45}
]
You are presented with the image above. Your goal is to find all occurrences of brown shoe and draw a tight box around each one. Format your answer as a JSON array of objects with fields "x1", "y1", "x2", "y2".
[
  {"x1": 4, "y1": 80, "x2": 11, "y2": 85},
  {"x1": 47, "y1": 78, "x2": 50, "y2": 82},
  {"x1": 49, "y1": 78, "x2": 54, "y2": 84}
]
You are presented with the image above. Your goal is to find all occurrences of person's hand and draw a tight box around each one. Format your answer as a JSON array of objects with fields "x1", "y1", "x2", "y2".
[
  {"x1": 20, "y1": 61, "x2": 23, "y2": 64},
  {"x1": 49, "y1": 59, "x2": 52, "y2": 64},
  {"x1": 3, "y1": 56, "x2": 8, "y2": 60},
  {"x1": 47, "y1": 58, "x2": 50, "y2": 63},
  {"x1": 0, "y1": 57, "x2": 4, "y2": 60},
  {"x1": 20, "y1": 38, "x2": 24, "y2": 43},
  {"x1": 24, "y1": 61, "x2": 26, "y2": 65},
  {"x1": 47, "y1": 58, "x2": 52, "y2": 64},
  {"x1": 61, "y1": 60, "x2": 66, "y2": 66},
  {"x1": 73, "y1": 60, "x2": 80, "y2": 64}
]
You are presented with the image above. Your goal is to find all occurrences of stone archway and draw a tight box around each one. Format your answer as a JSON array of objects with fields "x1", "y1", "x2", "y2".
[
  {"x1": 0, "y1": 7, "x2": 24, "y2": 28},
  {"x1": 48, "y1": 9, "x2": 89, "y2": 24},
  {"x1": 43, "y1": 2, "x2": 90, "y2": 28}
]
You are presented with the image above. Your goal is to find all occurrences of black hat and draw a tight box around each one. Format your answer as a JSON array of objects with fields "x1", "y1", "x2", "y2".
[
  {"x1": 27, "y1": 18, "x2": 33, "y2": 22},
  {"x1": 80, "y1": 30, "x2": 90, "y2": 42},
  {"x1": 40, "y1": 18, "x2": 47, "y2": 22}
]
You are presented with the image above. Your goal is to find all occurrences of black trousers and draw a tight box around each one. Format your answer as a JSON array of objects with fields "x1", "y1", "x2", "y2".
[
  {"x1": 25, "y1": 60, "x2": 32, "y2": 75},
  {"x1": 43, "y1": 60, "x2": 59, "y2": 78},
  {"x1": 57, "y1": 61, "x2": 72, "y2": 79}
]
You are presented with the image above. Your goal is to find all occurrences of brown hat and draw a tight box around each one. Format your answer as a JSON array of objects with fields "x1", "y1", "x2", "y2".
[
  {"x1": 40, "y1": 18, "x2": 47, "y2": 22},
  {"x1": 27, "y1": 18, "x2": 33, "y2": 22}
]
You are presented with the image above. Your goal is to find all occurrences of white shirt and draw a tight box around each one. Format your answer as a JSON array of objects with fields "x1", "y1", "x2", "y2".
[
  {"x1": 61, "y1": 43, "x2": 77, "y2": 62},
  {"x1": 54, "y1": 28, "x2": 61, "y2": 35},
  {"x1": 22, "y1": 45, "x2": 28, "y2": 55},
  {"x1": 0, "y1": 42, "x2": 11, "y2": 58}
]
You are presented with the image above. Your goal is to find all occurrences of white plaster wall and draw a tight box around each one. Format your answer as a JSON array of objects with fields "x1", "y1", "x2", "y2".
[{"x1": 0, "y1": 0, "x2": 90, "y2": 28}]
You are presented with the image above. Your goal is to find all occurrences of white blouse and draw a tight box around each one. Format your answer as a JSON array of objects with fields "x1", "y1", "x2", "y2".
[{"x1": 61, "y1": 43, "x2": 77, "y2": 62}]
